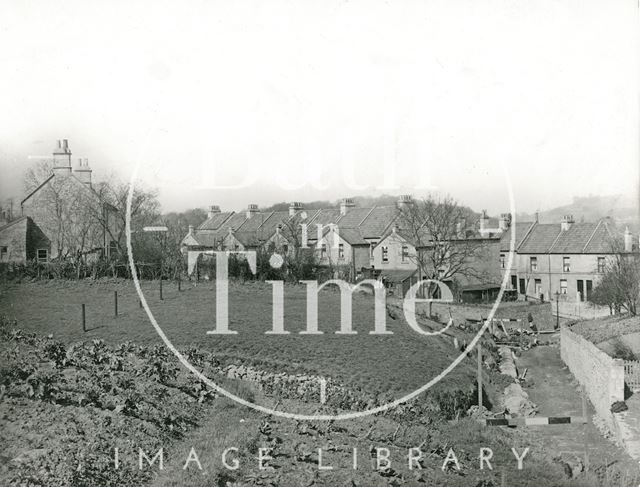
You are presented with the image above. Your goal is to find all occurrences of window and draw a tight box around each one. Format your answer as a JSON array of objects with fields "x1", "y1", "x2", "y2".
[
  {"x1": 530, "y1": 256, "x2": 537, "y2": 271},
  {"x1": 500, "y1": 254, "x2": 506, "y2": 269},
  {"x1": 320, "y1": 244, "x2": 327, "y2": 259},
  {"x1": 37, "y1": 248, "x2": 48, "y2": 263},
  {"x1": 382, "y1": 246, "x2": 389, "y2": 263},
  {"x1": 560, "y1": 279, "x2": 567, "y2": 294},
  {"x1": 401, "y1": 245, "x2": 409, "y2": 262},
  {"x1": 338, "y1": 243, "x2": 344, "y2": 259},
  {"x1": 0, "y1": 246, "x2": 7, "y2": 260},
  {"x1": 563, "y1": 256, "x2": 570, "y2": 272},
  {"x1": 597, "y1": 257, "x2": 605, "y2": 273},
  {"x1": 438, "y1": 269, "x2": 445, "y2": 278},
  {"x1": 108, "y1": 240, "x2": 118, "y2": 256},
  {"x1": 370, "y1": 241, "x2": 377, "y2": 258},
  {"x1": 282, "y1": 244, "x2": 288, "y2": 254}
]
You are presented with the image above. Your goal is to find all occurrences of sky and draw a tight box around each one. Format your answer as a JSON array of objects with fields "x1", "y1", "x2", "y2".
[{"x1": 0, "y1": 0, "x2": 638, "y2": 217}]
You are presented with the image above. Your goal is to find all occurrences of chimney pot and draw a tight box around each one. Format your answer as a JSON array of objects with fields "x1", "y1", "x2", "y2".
[
  {"x1": 479, "y1": 210, "x2": 489, "y2": 231},
  {"x1": 561, "y1": 215, "x2": 575, "y2": 231},
  {"x1": 289, "y1": 201, "x2": 303, "y2": 216},
  {"x1": 340, "y1": 197, "x2": 356, "y2": 215},
  {"x1": 208, "y1": 205, "x2": 221, "y2": 218},
  {"x1": 246, "y1": 204, "x2": 259, "y2": 219}
]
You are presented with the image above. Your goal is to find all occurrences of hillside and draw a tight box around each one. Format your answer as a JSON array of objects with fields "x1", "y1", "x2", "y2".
[{"x1": 517, "y1": 194, "x2": 639, "y2": 230}]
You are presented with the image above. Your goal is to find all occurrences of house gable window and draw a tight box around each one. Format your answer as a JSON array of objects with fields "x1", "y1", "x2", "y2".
[
  {"x1": 401, "y1": 245, "x2": 409, "y2": 262},
  {"x1": 560, "y1": 279, "x2": 567, "y2": 294},
  {"x1": 338, "y1": 243, "x2": 345, "y2": 259},
  {"x1": 0, "y1": 246, "x2": 7, "y2": 260},
  {"x1": 381, "y1": 246, "x2": 389, "y2": 263},
  {"x1": 369, "y1": 241, "x2": 377, "y2": 258},
  {"x1": 597, "y1": 257, "x2": 605, "y2": 273},
  {"x1": 562, "y1": 256, "x2": 570, "y2": 272},
  {"x1": 529, "y1": 256, "x2": 537, "y2": 271},
  {"x1": 37, "y1": 248, "x2": 48, "y2": 263},
  {"x1": 500, "y1": 254, "x2": 506, "y2": 269},
  {"x1": 320, "y1": 243, "x2": 327, "y2": 259},
  {"x1": 282, "y1": 244, "x2": 288, "y2": 254}
]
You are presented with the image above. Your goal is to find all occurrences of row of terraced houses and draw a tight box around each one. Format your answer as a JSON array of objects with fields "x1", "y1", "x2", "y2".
[{"x1": 181, "y1": 196, "x2": 639, "y2": 308}]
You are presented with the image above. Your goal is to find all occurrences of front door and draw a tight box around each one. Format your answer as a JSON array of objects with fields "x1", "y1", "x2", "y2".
[
  {"x1": 535, "y1": 279, "x2": 542, "y2": 300},
  {"x1": 519, "y1": 278, "x2": 526, "y2": 294},
  {"x1": 511, "y1": 275, "x2": 517, "y2": 290},
  {"x1": 577, "y1": 280, "x2": 584, "y2": 301}
]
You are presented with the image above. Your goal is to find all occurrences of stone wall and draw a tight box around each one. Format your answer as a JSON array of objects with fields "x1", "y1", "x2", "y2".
[{"x1": 560, "y1": 324, "x2": 625, "y2": 430}]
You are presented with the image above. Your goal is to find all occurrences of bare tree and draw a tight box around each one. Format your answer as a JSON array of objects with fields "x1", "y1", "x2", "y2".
[
  {"x1": 396, "y1": 194, "x2": 487, "y2": 309},
  {"x1": 589, "y1": 238, "x2": 639, "y2": 315}
]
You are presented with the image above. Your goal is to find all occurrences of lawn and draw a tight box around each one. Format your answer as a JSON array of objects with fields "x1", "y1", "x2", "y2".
[{"x1": 0, "y1": 279, "x2": 477, "y2": 403}]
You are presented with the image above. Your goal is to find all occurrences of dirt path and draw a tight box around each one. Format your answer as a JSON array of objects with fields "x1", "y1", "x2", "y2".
[{"x1": 517, "y1": 339, "x2": 638, "y2": 479}]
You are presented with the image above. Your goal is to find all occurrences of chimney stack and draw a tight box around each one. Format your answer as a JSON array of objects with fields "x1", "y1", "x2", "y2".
[
  {"x1": 188, "y1": 225, "x2": 194, "y2": 235},
  {"x1": 208, "y1": 205, "x2": 221, "y2": 219},
  {"x1": 624, "y1": 227, "x2": 633, "y2": 252},
  {"x1": 73, "y1": 157, "x2": 92, "y2": 186},
  {"x1": 499, "y1": 213, "x2": 512, "y2": 231},
  {"x1": 289, "y1": 202, "x2": 303, "y2": 217},
  {"x1": 561, "y1": 215, "x2": 575, "y2": 231},
  {"x1": 52, "y1": 138, "x2": 72, "y2": 176},
  {"x1": 397, "y1": 194, "x2": 414, "y2": 209},
  {"x1": 479, "y1": 210, "x2": 489, "y2": 232},
  {"x1": 246, "y1": 204, "x2": 259, "y2": 219},
  {"x1": 340, "y1": 197, "x2": 356, "y2": 215}
]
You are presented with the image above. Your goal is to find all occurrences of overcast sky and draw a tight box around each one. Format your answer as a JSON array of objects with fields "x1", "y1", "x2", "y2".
[{"x1": 0, "y1": 0, "x2": 638, "y2": 216}]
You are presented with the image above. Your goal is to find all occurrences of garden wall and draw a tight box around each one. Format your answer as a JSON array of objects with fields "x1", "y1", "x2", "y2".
[{"x1": 560, "y1": 324, "x2": 625, "y2": 430}]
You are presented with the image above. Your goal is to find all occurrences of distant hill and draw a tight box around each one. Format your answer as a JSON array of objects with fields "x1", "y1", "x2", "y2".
[
  {"x1": 262, "y1": 195, "x2": 400, "y2": 212},
  {"x1": 517, "y1": 194, "x2": 639, "y2": 231}
]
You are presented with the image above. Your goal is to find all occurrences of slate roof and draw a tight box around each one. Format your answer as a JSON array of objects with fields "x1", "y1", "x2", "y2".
[
  {"x1": 198, "y1": 212, "x2": 233, "y2": 230},
  {"x1": 335, "y1": 207, "x2": 374, "y2": 228},
  {"x1": 335, "y1": 228, "x2": 369, "y2": 246},
  {"x1": 308, "y1": 208, "x2": 342, "y2": 227},
  {"x1": 358, "y1": 206, "x2": 398, "y2": 238},
  {"x1": 516, "y1": 220, "x2": 616, "y2": 254},
  {"x1": 499, "y1": 222, "x2": 535, "y2": 251}
]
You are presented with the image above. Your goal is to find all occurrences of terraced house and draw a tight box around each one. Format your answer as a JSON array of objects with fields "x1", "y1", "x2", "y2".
[
  {"x1": 181, "y1": 197, "x2": 400, "y2": 280},
  {"x1": 499, "y1": 215, "x2": 638, "y2": 310}
]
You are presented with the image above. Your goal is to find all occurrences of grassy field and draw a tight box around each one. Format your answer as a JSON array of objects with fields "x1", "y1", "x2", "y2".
[
  {"x1": 2, "y1": 280, "x2": 637, "y2": 486},
  {"x1": 0, "y1": 279, "x2": 478, "y2": 403}
]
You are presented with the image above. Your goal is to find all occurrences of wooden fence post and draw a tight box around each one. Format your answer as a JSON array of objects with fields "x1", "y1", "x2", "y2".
[
  {"x1": 159, "y1": 278, "x2": 163, "y2": 301},
  {"x1": 582, "y1": 385, "x2": 589, "y2": 471},
  {"x1": 114, "y1": 291, "x2": 118, "y2": 317},
  {"x1": 477, "y1": 343, "x2": 483, "y2": 411},
  {"x1": 82, "y1": 304, "x2": 86, "y2": 332}
]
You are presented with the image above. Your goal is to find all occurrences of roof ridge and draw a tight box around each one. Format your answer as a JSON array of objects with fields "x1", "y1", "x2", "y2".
[{"x1": 581, "y1": 220, "x2": 602, "y2": 253}]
